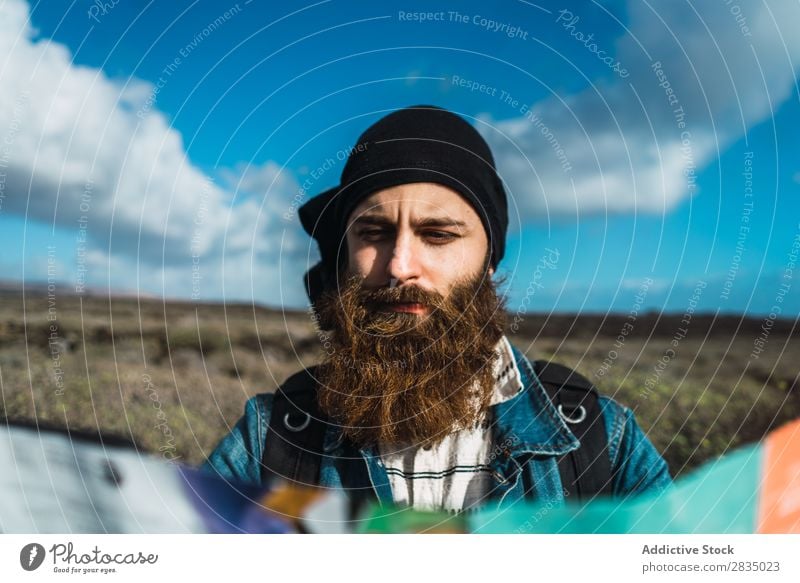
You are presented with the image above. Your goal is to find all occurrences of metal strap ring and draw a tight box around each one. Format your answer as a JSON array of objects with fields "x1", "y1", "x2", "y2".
[
  {"x1": 558, "y1": 404, "x2": 587, "y2": 424},
  {"x1": 323, "y1": 434, "x2": 344, "y2": 453},
  {"x1": 283, "y1": 411, "x2": 311, "y2": 432}
]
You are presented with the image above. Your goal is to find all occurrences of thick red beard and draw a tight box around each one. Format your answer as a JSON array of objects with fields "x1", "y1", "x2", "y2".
[{"x1": 313, "y1": 273, "x2": 507, "y2": 448}]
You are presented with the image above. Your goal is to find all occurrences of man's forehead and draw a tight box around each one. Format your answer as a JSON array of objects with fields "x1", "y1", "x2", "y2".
[{"x1": 348, "y1": 182, "x2": 480, "y2": 223}]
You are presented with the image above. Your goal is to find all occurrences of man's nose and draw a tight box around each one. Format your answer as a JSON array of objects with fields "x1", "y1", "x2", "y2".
[{"x1": 386, "y1": 232, "x2": 422, "y2": 284}]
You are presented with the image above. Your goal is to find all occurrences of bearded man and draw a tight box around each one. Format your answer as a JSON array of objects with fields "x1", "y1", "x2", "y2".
[{"x1": 204, "y1": 105, "x2": 671, "y2": 513}]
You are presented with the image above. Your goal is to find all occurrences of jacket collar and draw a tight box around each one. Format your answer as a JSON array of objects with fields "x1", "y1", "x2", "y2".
[{"x1": 489, "y1": 343, "x2": 580, "y2": 457}]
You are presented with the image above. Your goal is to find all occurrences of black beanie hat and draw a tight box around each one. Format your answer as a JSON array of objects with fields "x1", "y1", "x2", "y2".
[{"x1": 298, "y1": 105, "x2": 508, "y2": 307}]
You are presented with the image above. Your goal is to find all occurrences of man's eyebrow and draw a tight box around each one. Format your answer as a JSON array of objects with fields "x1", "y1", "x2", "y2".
[
  {"x1": 414, "y1": 217, "x2": 468, "y2": 229},
  {"x1": 351, "y1": 215, "x2": 394, "y2": 227},
  {"x1": 351, "y1": 215, "x2": 468, "y2": 229}
]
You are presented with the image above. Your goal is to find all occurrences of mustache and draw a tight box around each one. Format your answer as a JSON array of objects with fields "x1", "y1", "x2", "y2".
[{"x1": 360, "y1": 284, "x2": 443, "y2": 309}]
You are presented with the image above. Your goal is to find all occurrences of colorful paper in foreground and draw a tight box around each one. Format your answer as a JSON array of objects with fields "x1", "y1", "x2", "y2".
[{"x1": 1, "y1": 418, "x2": 797, "y2": 533}]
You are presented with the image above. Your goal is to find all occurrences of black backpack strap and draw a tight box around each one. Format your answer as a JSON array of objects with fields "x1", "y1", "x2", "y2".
[
  {"x1": 261, "y1": 366, "x2": 328, "y2": 487},
  {"x1": 533, "y1": 360, "x2": 614, "y2": 501}
]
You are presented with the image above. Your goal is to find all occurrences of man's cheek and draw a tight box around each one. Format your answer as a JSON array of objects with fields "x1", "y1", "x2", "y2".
[{"x1": 349, "y1": 247, "x2": 381, "y2": 277}]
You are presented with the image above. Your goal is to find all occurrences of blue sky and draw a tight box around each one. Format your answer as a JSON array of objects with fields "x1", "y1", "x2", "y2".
[{"x1": 1, "y1": 0, "x2": 798, "y2": 316}]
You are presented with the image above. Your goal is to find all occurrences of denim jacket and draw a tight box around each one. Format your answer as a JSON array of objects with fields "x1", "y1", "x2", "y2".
[{"x1": 203, "y1": 343, "x2": 671, "y2": 509}]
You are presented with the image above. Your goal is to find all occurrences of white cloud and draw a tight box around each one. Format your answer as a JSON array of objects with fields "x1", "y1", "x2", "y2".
[{"x1": 480, "y1": 0, "x2": 800, "y2": 221}]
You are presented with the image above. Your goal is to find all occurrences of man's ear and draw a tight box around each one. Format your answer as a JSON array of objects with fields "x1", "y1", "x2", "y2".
[{"x1": 488, "y1": 266, "x2": 495, "y2": 277}]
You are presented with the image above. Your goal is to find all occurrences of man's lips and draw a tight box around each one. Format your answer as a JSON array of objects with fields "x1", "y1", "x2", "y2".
[{"x1": 383, "y1": 302, "x2": 428, "y2": 315}]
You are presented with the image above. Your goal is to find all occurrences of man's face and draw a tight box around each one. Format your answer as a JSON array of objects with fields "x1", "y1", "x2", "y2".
[
  {"x1": 344, "y1": 182, "x2": 492, "y2": 315},
  {"x1": 315, "y1": 182, "x2": 506, "y2": 447}
]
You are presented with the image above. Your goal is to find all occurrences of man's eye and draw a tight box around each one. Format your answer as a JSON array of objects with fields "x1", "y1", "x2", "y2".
[
  {"x1": 424, "y1": 231, "x2": 457, "y2": 243},
  {"x1": 358, "y1": 229, "x2": 390, "y2": 241}
]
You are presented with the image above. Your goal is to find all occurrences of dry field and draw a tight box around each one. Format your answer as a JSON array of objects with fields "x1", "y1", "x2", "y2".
[{"x1": 1, "y1": 285, "x2": 797, "y2": 478}]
